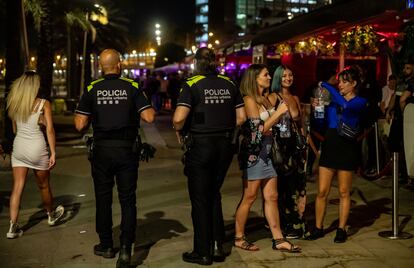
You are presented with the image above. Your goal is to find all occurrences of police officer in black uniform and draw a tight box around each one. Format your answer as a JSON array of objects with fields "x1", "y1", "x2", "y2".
[
  {"x1": 74, "y1": 49, "x2": 155, "y2": 268},
  {"x1": 173, "y1": 47, "x2": 246, "y2": 265}
]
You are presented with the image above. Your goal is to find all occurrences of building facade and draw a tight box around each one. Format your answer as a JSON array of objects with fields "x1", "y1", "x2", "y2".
[{"x1": 236, "y1": 0, "x2": 331, "y2": 35}]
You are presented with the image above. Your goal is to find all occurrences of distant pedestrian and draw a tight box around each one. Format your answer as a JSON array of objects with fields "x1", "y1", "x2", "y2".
[
  {"x1": 167, "y1": 72, "x2": 181, "y2": 110},
  {"x1": 6, "y1": 71, "x2": 64, "y2": 239},
  {"x1": 173, "y1": 47, "x2": 246, "y2": 265},
  {"x1": 380, "y1": 74, "x2": 396, "y2": 115},
  {"x1": 307, "y1": 67, "x2": 367, "y2": 243},
  {"x1": 399, "y1": 60, "x2": 414, "y2": 182},
  {"x1": 74, "y1": 49, "x2": 155, "y2": 268}
]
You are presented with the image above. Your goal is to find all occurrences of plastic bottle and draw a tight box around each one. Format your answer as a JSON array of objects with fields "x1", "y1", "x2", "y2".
[
  {"x1": 314, "y1": 86, "x2": 325, "y2": 119},
  {"x1": 279, "y1": 113, "x2": 291, "y2": 138}
]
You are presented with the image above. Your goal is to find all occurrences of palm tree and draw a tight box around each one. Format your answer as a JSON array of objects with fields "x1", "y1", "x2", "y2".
[
  {"x1": 21, "y1": 0, "x2": 129, "y2": 101},
  {"x1": 24, "y1": 0, "x2": 54, "y2": 99}
]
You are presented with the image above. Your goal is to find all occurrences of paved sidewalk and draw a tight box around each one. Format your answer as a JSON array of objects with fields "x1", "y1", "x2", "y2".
[{"x1": 0, "y1": 113, "x2": 413, "y2": 268}]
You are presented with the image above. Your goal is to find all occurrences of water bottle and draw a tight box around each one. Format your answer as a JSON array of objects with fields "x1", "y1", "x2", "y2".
[
  {"x1": 314, "y1": 86, "x2": 325, "y2": 119},
  {"x1": 279, "y1": 113, "x2": 291, "y2": 138}
]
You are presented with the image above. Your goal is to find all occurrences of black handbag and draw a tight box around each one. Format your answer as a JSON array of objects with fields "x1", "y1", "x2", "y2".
[
  {"x1": 271, "y1": 135, "x2": 284, "y2": 166},
  {"x1": 336, "y1": 107, "x2": 359, "y2": 140},
  {"x1": 292, "y1": 121, "x2": 307, "y2": 151}
]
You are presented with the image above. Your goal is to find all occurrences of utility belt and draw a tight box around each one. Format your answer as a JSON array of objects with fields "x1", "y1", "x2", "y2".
[
  {"x1": 86, "y1": 136, "x2": 156, "y2": 162},
  {"x1": 191, "y1": 128, "x2": 240, "y2": 145},
  {"x1": 94, "y1": 139, "x2": 136, "y2": 148},
  {"x1": 180, "y1": 128, "x2": 240, "y2": 164}
]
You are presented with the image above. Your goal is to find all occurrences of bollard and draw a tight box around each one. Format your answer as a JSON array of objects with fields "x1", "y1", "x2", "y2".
[
  {"x1": 374, "y1": 122, "x2": 380, "y2": 176},
  {"x1": 378, "y1": 152, "x2": 413, "y2": 239}
]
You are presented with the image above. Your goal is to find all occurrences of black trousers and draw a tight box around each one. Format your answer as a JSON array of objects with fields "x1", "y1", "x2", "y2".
[
  {"x1": 91, "y1": 145, "x2": 138, "y2": 247},
  {"x1": 184, "y1": 135, "x2": 234, "y2": 256}
]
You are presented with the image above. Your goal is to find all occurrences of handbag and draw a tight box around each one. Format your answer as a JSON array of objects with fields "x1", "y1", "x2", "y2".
[
  {"x1": 292, "y1": 121, "x2": 307, "y2": 151},
  {"x1": 271, "y1": 135, "x2": 284, "y2": 166},
  {"x1": 336, "y1": 107, "x2": 359, "y2": 140},
  {"x1": 337, "y1": 119, "x2": 359, "y2": 140}
]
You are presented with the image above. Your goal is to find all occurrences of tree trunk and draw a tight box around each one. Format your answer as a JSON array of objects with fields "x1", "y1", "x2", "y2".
[
  {"x1": 37, "y1": 0, "x2": 54, "y2": 100},
  {"x1": 2, "y1": 0, "x2": 25, "y2": 145},
  {"x1": 66, "y1": 24, "x2": 79, "y2": 99}
]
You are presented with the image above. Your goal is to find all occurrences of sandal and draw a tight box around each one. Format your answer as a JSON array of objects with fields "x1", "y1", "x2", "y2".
[
  {"x1": 234, "y1": 236, "x2": 260, "y2": 251},
  {"x1": 272, "y1": 238, "x2": 301, "y2": 253}
]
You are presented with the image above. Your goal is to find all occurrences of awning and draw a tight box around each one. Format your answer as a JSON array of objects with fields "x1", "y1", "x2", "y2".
[{"x1": 251, "y1": 0, "x2": 409, "y2": 46}]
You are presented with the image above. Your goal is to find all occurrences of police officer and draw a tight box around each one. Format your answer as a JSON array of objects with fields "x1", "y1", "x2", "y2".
[
  {"x1": 74, "y1": 49, "x2": 155, "y2": 268},
  {"x1": 173, "y1": 47, "x2": 246, "y2": 265}
]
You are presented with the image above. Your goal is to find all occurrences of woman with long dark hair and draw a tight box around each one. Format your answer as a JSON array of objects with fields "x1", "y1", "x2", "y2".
[{"x1": 307, "y1": 67, "x2": 367, "y2": 243}]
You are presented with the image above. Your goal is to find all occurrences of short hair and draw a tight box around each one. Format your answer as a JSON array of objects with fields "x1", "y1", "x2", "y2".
[
  {"x1": 239, "y1": 64, "x2": 267, "y2": 103},
  {"x1": 194, "y1": 47, "x2": 216, "y2": 75},
  {"x1": 388, "y1": 74, "x2": 397, "y2": 81},
  {"x1": 404, "y1": 59, "x2": 414, "y2": 65},
  {"x1": 271, "y1": 65, "x2": 292, "y2": 93}
]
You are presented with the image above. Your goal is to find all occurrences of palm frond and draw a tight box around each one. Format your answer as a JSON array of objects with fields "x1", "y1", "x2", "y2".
[{"x1": 24, "y1": 0, "x2": 45, "y2": 31}]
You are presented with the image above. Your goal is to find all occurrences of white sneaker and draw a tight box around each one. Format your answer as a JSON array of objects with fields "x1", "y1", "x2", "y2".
[
  {"x1": 6, "y1": 221, "x2": 23, "y2": 239},
  {"x1": 47, "y1": 205, "x2": 64, "y2": 226}
]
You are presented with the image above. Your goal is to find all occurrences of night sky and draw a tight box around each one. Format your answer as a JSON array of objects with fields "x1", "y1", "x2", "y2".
[
  {"x1": 0, "y1": 0, "x2": 195, "y2": 54},
  {"x1": 115, "y1": 0, "x2": 195, "y2": 47}
]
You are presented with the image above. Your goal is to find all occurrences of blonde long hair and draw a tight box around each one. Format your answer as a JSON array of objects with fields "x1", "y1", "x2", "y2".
[
  {"x1": 7, "y1": 72, "x2": 40, "y2": 122},
  {"x1": 239, "y1": 64, "x2": 267, "y2": 104}
]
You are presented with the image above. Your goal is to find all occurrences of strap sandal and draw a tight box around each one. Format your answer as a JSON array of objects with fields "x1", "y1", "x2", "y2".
[
  {"x1": 234, "y1": 236, "x2": 260, "y2": 251},
  {"x1": 272, "y1": 238, "x2": 301, "y2": 253}
]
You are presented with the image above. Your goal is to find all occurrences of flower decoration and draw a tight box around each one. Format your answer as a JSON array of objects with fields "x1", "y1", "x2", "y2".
[
  {"x1": 276, "y1": 43, "x2": 292, "y2": 55},
  {"x1": 340, "y1": 25, "x2": 379, "y2": 55},
  {"x1": 294, "y1": 37, "x2": 335, "y2": 56}
]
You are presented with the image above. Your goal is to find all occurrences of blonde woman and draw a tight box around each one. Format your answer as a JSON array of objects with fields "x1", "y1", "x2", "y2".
[
  {"x1": 235, "y1": 64, "x2": 301, "y2": 252},
  {"x1": 6, "y1": 71, "x2": 64, "y2": 239}
]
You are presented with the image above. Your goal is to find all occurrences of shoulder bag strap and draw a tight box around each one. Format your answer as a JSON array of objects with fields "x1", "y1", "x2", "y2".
[{"x1": 38, "y1": 99, "x2": 46, "y2": 113}]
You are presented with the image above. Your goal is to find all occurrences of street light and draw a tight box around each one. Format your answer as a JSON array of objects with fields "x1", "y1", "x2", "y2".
[{"x1": 155, "y1": 23, "x2": 162, "y2": 46}]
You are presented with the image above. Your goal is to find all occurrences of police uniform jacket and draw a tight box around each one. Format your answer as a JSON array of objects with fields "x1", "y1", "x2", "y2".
[
  {"x1": 75, "y1": 74, "x2": 152, "y2": 140},
  {"x1": 177, "y1": 74, "x2": 244, "y2": 134}
]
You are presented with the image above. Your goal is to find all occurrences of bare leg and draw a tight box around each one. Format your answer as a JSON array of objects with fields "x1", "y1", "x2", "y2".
[
  {"x1": 33, "y1": 169, "x2": 53, "y2": 213},
  {"x1": 315, "y1": 166, "x2": 335, "y2": 229},
  {"x1": 234, "y1": 179, "x2": 261, "y2": 249},
  {"x1": 261, "y1": 178, "x2": 284, "y2": 239},
  {"x1": 337, "y1": 170, "x2": 353, "y2": 229},
  {"x1": 9, "y1": 167, "x2": 29, "y2": 223}
]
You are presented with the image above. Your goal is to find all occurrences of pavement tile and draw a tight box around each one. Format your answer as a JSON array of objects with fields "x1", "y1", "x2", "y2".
[{"x1": 1, "y1": 113, "x2": 414, "y2": 267}]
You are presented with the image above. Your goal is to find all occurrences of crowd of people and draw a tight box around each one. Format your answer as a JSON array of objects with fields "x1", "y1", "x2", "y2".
[{"x1": 4, "y1": 46, "x2": 414, "y2": 267}]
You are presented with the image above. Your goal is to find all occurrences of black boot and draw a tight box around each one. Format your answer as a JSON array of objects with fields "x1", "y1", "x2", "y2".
[
  {"x1": 212, "y1": 241, "x2": 226, "y2": 262},
  {"x1": 116, "y1": 245, "x2": 131, "y2": 268},
  {"x1": 334, "y1": 228, "x2": 348, "y2": 243},
  {"x1": 182, "y1": 251, "x2": 212, "y2": 265},
  {"x1": 306, "y1": 227, "x2": 324, "y2": 241},
  {"x1": 93, "y1": 244, "x2": 116, "y2": 258}
]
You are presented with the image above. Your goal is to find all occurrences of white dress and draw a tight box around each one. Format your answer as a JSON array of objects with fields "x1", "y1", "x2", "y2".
[{"x1": 11, "y1": 99, "x2": 49, "y2": 170}]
